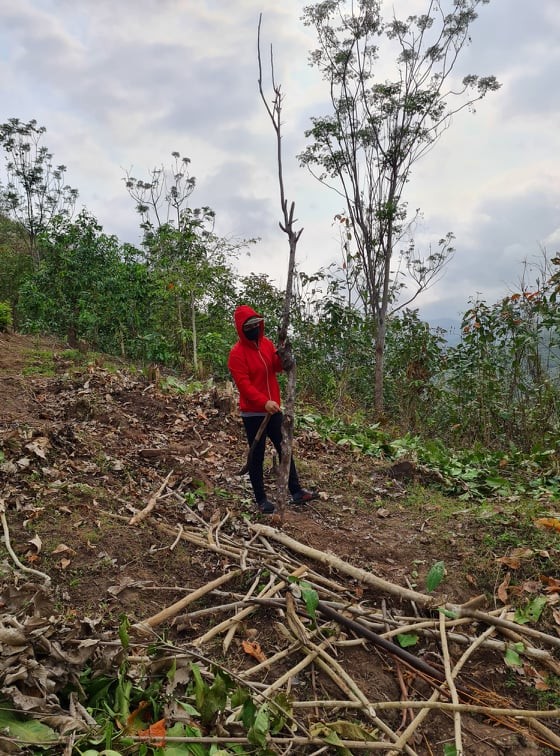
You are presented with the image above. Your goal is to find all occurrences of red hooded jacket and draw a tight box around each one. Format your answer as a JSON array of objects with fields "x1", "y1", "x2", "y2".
[{"x1": 228, "y1": 305, "x2": 283, "y2": 413}]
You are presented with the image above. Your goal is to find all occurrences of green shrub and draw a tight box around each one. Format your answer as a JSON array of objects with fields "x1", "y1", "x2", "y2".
[{"x1": 0, "y1": 301, "x2": 13, "y2": 331}]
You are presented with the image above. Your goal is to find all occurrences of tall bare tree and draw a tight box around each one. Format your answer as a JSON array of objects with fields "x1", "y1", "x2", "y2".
[
  {"x1": 258, "y1": 14, "x2": 303, "y2": 520},
  {"x1": 299, "y1": 0, "x2": 500, "y2": 415}
]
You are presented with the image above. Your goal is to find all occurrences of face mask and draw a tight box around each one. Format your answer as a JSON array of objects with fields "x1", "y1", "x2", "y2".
[{"x1": 244, "y1": 326, "x2": 260, "y2": 342}]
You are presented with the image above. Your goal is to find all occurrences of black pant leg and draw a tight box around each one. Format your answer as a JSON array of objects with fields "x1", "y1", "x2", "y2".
[{"x1": 242, "y1": 415, "x2": 267, "y2": 502}]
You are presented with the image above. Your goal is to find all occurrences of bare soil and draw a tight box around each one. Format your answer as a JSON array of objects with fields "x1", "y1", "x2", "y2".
[{"x1": 0, "y1": 332, "x2": 558, "y2": 755}]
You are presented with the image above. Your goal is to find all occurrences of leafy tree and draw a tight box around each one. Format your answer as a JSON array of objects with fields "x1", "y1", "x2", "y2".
[
  {"x1": 299, "y1": 0, "x2": 500, "y2": 415},
  {"x1": 383, "y1": 308, "x2": 446, "y2": 432},
  {"x1": 17, "y1": 211, "x2": 153, "y2": 354},
  {"x1": 0, "y1": 212, "x2": 33, "y2": 325},
  {"x1": 292, "y1": 267, "x2": 375, "y2": 411},
  {"x1": 124, "y1": 154, "x2": 245, "y2": 374},
  {"x1": 0, "y1": 118, "x2": 78, "y2": 267}
]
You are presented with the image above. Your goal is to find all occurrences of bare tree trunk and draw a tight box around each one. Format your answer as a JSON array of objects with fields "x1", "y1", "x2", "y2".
[
  {"x1": 258, "y1": 15, "x2": 303, "y2": 521},
  {"x1": 190, "y1": 295, "x2": 199, "y2": 376}
]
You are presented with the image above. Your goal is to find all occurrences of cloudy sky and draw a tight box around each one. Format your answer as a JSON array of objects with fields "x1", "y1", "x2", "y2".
[{"x1": 1, "y1": 0, "x2": 559, "y2": 327}]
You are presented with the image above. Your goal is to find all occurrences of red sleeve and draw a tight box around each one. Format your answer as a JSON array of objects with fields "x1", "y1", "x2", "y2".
[
  {"x1": 263, "y1": 337, "x2": 283, "y2": 373},
  {"x1": 228, "y1": 346, "x2": 269, "y2": 410}
]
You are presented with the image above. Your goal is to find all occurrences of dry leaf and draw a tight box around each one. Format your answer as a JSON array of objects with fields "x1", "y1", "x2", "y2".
[
  {"x1": 59, "y1": 558, "x2": 71, "y2": 569},
  {"x1": 25, "y1": 437, "x2": 50, "y2": 459},
  {"x1": 52, "y1": 543, "x2": 77, "y2": 555},
  {"x1": 509, "y1": 547, "x2": 534, "y2": 559},
  {"x1": 377, "y1": 507, "x2": 390, "y2": 518},
  {"x1": 496, "y1": 556, "x2": 521, "y2": 570},
  {"x1": 497, "y1": 571, "x2": 511, "y2": 604},
  {"x1": 535, "y1": 680, "x2": 551, "y2": 691},
  {"x1": 521, "y1": 579, "x2": 542, "y2": 594},
  {"x1": 28, "y1": 534, "x2": 42, "y2": 553},
  {"x1": 137, "y1": 718, "x2": 166, "y2": 746},
  {"x1": 552, "y1": 608, "x2": 560, "y2": 626},
  {"x1": 541, "y1": 575, "x2": 560, "y2": 593},
  {"x1": 534, "y1": 517, "x2": 560, "y2": 532},
  {"x1": 242, "y1": 639, "x2": 267, "y2": 662}
]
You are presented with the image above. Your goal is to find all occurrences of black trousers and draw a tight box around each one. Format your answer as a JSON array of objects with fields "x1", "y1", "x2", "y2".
[{"x1": 242, "y1": 413, "x2": 301, "y2": 503}]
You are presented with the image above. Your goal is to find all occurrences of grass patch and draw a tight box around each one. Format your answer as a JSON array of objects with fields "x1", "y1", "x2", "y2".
[{"x1": 23, "y1": 348, "x2": 56, "y2": 376}]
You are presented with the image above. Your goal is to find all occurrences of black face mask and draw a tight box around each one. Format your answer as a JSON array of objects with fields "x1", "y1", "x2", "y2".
[{"x1": 244, "y1": 326, "x2": 260, "y2": 342}]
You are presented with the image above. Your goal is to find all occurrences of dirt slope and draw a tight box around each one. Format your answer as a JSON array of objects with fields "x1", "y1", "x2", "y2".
[{"x1": 0, "y1": 332, "x2": 557, "y2": 755}]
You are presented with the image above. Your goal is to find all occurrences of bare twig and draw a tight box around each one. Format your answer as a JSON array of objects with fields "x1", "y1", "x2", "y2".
[
  {"x1": 128, "y1": 470, "x2": 174, "y2": 525},
  {"x1": 439, "y1": 610, "x2": 463, "y2": 755},
  {"x1": 0, "y1": 499, "x2": 51, "y2": 584},
  {"x1": 132, "y1": 569, "x2": 242, "y2": 634}
]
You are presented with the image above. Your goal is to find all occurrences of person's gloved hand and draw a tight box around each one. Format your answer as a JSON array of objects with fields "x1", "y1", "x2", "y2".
[{"x1": 276, "y1": 342, "x2": 295, "y2": 371}]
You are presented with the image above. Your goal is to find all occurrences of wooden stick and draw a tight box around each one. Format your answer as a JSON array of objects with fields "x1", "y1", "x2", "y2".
[
  {"x1": 128, "y1": 734, "x2": 399, "y2": 750},
  {"x1": 128, "y1": 470, "x2": 174, "y2": 525},
  {"x1": 222, "y1": 571, "x2": 262, "y2": 654},
  {"x1": 0, "y1": 499, "x2": 51, "y2": 584},
  {"x1": 132, "y1": 569, "x2": 242, "y2": 634},
  {"x1": 291, "y1": 700, "x2": 560, "y2": 718},
  {"x1": 448, "y1": 604, "x2": 560, "y2": 649},
  {"x1": 282, "y1": 595, "x2": 417, "y2": 756},
  {"x1": 439, "y1": 610, "x2": 463, "y2": 756},
  {"x1": 387, "y1": 615, "x2": 502, "y2": 755},
  {"x1": 253, "y1": 525, "x2": 560, "y2": 650},
  {"x1": 523, "y1": 717, "x2": 560, "y2": 751},
  {"x1": 192, "y1": 565, "x2": 307, "y2": 647},
  {"x1": 250, "y1": 524, "x2": 437, "y2": 607}
]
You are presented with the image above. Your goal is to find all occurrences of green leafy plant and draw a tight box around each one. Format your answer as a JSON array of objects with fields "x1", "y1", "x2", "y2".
[
  {"x1": 425, "y1": 561, "x2": 446, "y2": 593},
  {"x1": 0, "y1": 301, "x2": 13, "y2": 331}
]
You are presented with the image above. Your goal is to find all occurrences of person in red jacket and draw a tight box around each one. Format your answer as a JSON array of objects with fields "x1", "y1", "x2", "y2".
[{"x1": 228, "y1": 304, "x2": 318, "y2": 514}]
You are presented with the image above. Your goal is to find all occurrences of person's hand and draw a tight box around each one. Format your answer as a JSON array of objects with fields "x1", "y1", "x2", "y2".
[
  {"x1": 265, "y1": 400, "x2": 281, "y2": 414},
  {"x1": 276, "y1": 343, "x2": 295, "y2": 371}
]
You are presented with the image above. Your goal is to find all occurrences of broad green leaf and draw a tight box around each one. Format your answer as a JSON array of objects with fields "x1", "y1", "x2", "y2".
[
  {"x1": 240, "y1": 697, "x2": 257, "y2": 729},
  {"x1": 0, "y1": 707, "x2": 58, "y2": 745},
  {"x1": 177, "y1": 701, "x2": 200, "y2": 717},
  {"x1": 270, "y1": 692, "x2": 292, "y2": 734},
  {"x1": 300, "y1": 580, "x2": 319, "y2": 620},
  {"x1": 118, "y1": 613, "x2": 130, "y2": 650},
  {"x1": 504, "y1": 642, "x2": 524, "y2": 667},
  {"x1": 397, "y1": 633, "x2": 419, "y2": 648},
  {"x1": 164, "y1": 723, "x2": 205, "y2": 756},
  {"x1": 247, "y1": 704, "x2": 269, "y2": 747},
  {"x1": 514, "y1": 595, "x2": 547, "y2": 625},
  {"x1": 443, "y1": 744, "x2": 458, "y2": 756},
  {"x1": 426, "y1": 561, "x2": 446, "y2": 592}
]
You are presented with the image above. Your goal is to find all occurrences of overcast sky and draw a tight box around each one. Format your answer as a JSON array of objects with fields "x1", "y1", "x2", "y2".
[{"x1": 1, "y1": 0, "x2": 559, "y2": 327}]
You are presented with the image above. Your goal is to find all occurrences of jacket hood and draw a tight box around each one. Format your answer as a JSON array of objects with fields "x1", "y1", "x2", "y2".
[{"x1": 234, "y1": 304, "x2": 265, "y2": 344}]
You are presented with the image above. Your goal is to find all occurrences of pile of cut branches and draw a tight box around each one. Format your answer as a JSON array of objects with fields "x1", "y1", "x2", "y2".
[{"x1": 2, "y1": 485, "x2": 559, "y2": 754}]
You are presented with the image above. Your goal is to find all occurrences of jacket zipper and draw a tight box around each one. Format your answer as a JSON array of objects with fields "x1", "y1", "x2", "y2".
[{"x1": 257, "y1": 346, "x2": 272, "y2": 401}]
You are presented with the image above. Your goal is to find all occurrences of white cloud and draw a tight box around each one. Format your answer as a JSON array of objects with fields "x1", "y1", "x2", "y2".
[{"x1": 0, "y1": 0, "x2": 559, "y2": 325}]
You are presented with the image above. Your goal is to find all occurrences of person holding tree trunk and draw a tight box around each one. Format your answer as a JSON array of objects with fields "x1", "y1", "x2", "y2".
[{"x1": 228, "y1": 304, "x2": 318, "y2": 514}]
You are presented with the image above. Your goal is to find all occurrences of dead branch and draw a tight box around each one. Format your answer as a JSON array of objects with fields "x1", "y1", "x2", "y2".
[
  {"x1": 191, "y1": 565, "x2": 307, "y2": 647},
  {"x1": 250, "y1": 523, "x2": 437, "y2": 606},
  {"x1": 449, "y1": 604, "x2": 560, "y2": 649},
  {"x1": 0, "y1": 498, "x2": 51, "y2": 584},
  {"x1": 439, "y1": 610, "x2": 463, "y2": 755},
  {"x1": 132, "y1": 569, "x2": 242, "y2": 634},
  {"x1": 257, "y1": 13, "x2": 302, "y2": 522},
  {"x1": 128, "y1": 469, "x2": 174, "y2": 525}
]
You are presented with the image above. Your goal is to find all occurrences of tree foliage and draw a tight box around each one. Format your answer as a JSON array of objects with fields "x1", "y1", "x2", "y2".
[
  {"x1": 0, "y1": 118, "x2": 78, "y2": 267},
  {"x1": 299, "y1": 0, "x2": 500, "y2": 414},
  {"x1": 124, "y1": 153, "x2": 246, "y2": 374}
]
